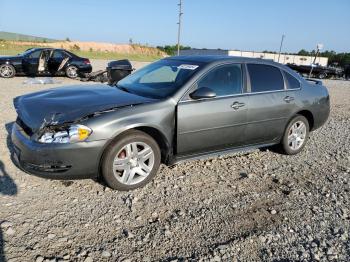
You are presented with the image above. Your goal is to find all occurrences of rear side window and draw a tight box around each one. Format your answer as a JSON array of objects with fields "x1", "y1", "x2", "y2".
[
  {"x1": 197, "y1": 64, "x2": 242, "y2": 96},
  {"x1": 247, "y1": 64, "x2": 284, "y2": 92},
  {"x1": 284, "y1": 71, "x2": 300, "y2": 89},
  {"x1": 52, "y1": 50, "x2": 67, "y2": 59}
]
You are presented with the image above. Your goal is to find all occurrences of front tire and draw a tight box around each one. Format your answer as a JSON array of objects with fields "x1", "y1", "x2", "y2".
[
  {"x1": 65, "y1": 65, "x2": 79, "y2": 78},
  {"x1": 318, "y1": 72, "x2": 327, "y2": 79},
  {"x1": 0, "y1": 64, "x2": 16, "y2": 78},
  {"x1": 101, "y1": 130, "x2": 161, "y2": 191},
  {"x1": 281, "y1": 115, "x2": 309, "y2": 155}
]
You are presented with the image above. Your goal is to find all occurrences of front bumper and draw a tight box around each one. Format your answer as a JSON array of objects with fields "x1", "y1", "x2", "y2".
[{"x1": 11, "y1": 123, "x2": 106, "y2": 179}]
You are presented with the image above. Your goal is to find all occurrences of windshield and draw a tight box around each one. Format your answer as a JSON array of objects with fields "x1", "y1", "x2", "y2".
[{"x1": 117, "y1": 59, "x2": 203, "y2": 99}]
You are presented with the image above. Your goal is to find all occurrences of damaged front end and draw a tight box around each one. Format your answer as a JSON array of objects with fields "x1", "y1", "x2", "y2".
[
  {"x1": 12, "y1": 113, "x2": 107, "y2": 179},
  {"x1": 15, "y1": 110, "x2": 93, "y2": 144},
  {"x1": 11, "y1": 83, "x2": 157, "y2": 179},
  {"x1": 38, "y1": 123, "x2": 92, "y2": 144}
]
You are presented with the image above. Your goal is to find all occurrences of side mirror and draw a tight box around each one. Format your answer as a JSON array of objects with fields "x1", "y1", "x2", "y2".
[{"x1": 189, "y1": 87, "x2": 216, "y2": 100}]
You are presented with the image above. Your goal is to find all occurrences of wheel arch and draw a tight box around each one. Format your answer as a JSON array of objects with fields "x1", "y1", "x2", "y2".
[
  {"x1": 0, "y1": 62, "x2": 16, "y2": 77},
  {"x1": 295, "y1": 110, "x2": 314, "y2": 131},
  {"x1": 97, "y1": 125, "x2": 172, "y2": 177},
  {"x1": 133, "y1": 126, "x2": 171, "y2": 163}
]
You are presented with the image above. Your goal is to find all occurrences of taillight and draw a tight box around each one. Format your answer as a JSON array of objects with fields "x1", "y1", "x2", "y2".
[{"x1": 83, "y1": 59, "x2": 90, "y2": 65}]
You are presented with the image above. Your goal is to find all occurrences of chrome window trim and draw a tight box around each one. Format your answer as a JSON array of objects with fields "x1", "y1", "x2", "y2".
[
  {"x1": 179, "y1": 92, "x2": 248, "y2": 104},
  {"x1": 179, "y1": 62, "x2": 303, "y2": 104}
]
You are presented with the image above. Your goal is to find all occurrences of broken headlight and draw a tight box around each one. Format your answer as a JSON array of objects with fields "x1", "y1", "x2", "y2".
[{"x1": 38, "y1": 124, "x2": 92, "y2": 144}]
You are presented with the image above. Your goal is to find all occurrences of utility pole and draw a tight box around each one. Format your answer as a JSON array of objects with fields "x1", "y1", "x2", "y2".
[
  {"x1": 277, "y1": 34, "x2": 285, "y2": 63},
  {"x1": 309, "y1": 43, "x2": 323, "y2": 78},
  {"x1": 177, "y1": 0, "x2": 183, "y2": 56}
]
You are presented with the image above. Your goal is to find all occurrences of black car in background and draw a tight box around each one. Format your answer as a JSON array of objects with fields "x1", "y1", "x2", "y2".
[
  {"x1": 286, "y1": 63, "x2": 344, "y2": 79},
  {"x1": 0, "y1": 48, "x2": 92, "y2": 78}
]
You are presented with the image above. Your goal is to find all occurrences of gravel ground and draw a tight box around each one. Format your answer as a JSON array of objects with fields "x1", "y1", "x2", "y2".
[{"x1": 0, "y1": 62, "x2": 349, "y2": 262}]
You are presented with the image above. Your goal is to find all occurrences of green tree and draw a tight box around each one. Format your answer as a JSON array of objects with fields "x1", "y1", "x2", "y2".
[
  {"x1": 157, "y1": 44, "x2": 192, "y2": 55},
  {"x1": 297, "y1": 49, "x2": 309, "y2": 56}
]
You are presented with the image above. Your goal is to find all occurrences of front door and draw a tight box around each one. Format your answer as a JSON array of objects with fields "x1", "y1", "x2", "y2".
[
  {"x1": 177, "y1": 63, "x2": 249, "y2": 155},
  {"x1": 22, "y1": 49, "x2": 42, "y2": 75}
]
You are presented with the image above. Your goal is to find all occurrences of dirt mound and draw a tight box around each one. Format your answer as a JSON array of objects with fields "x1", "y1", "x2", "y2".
[{"x1": 8, "y1": 40, "x2": 166, "y2": 56}]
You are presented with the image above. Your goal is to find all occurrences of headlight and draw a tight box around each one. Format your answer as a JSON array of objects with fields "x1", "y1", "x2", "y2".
[{"x1": 38, "y1": 124, "x2": 92, "y2": 144}]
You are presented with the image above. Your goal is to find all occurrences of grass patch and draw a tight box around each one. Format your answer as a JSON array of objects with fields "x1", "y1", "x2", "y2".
[
  {"x1": 73, "y1": 50, "x2": 162, "y2": 62},
  {"x1": 0, "y1": 41, "x2": 162, "y2": 62}
]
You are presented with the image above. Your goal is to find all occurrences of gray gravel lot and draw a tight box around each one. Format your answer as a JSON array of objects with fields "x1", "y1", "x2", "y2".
[{"x1": 0, "y1": 60, "x2": 349, "y2": 261}]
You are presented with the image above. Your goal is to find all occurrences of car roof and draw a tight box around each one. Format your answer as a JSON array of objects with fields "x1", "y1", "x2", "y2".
[
  {"x1": 166, "y1": 55, "x2": 304, "y2": 81},
  {"x1": 166, "y1": 55, "x2": 281, "y2": 66},
  {"x1": 29, "y1": 47, "x2": 53, "y2": 51},
  {"x1": 28, "y1": 47, "x2": 68, "y2": 52}
]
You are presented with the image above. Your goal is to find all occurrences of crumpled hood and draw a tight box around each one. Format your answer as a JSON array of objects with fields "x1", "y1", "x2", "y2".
[{"x1": 14, "y1": 84, "x2": 156, "y2": 132}]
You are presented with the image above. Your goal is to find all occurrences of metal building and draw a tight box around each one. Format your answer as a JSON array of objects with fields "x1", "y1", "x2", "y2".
[{"x1": 179, "y1": 49, "x2": 328, "y2": 66}]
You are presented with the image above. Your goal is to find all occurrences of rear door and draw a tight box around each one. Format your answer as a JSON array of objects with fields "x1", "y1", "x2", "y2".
[
  {"x1": 48, "y1": 50, "x2": 68, "y2": 74},
  {"x1": 22, "y1": 50, "x2": 42, "y2": 75},
  {"x1": 244, "y1": 63, "x2": 297, "y2": 144},
  {"x1": 177, "y1": 63, "x2": 249, "y2": 155}
]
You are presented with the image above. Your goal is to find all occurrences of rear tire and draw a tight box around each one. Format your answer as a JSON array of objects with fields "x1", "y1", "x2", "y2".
[
  {"x1": 281, "y1": 115, "x2": 309, "y2": 155},
  {"x1": 0, "y1": 64, "x2": 16, "y2": 78},
  {"x1": 65, "y1": 65, "x2": 79, "y2": 78},
  {"x1": 101, "y1": 130, "x2": 161, "y2": 191},
  {"x1": 318, "y1": 72, "x2": 327, "y2": 79}
]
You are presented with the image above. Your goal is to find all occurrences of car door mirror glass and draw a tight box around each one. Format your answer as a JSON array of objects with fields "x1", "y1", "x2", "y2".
[{"x1": 189, "y1": 87, "x2": 216, "y2": 100}]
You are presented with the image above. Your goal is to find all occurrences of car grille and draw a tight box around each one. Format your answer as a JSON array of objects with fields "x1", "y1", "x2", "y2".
[{"x1": 16, "y1": 117, "x2": 34, "y2": 136}]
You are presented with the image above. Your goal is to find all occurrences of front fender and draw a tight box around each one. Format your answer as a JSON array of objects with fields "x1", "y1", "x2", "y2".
[{"x1": 82, "y1": 100, "x2": 176, "y2": 148}]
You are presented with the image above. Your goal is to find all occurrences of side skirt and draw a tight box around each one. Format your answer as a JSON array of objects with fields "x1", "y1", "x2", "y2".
[{"x1": 169, "y1": 142, "x2": 277, "y2": 165}]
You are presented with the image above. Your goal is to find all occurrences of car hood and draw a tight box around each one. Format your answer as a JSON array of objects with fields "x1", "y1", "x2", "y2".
[
  {"x1": 14, "y1": 84, "x2": 156, "y2": 132},
  {"x1": 0, "y1": 55, "x2": 22, "y2": 61}
]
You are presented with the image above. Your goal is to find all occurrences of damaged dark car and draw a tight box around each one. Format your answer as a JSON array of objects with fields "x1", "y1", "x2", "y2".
[
  {"x1": 11, "y1": 56, "x2": 330, "y2": 190},
  {"x1": 0, "y1": 48, "x2": 92, "y2": 78}
]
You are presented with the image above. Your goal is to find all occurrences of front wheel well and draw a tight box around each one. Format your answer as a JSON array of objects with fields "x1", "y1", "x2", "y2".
[
  {"x1": 0, "y1": 63, "x2": 16, "y2": 77},
  {"x1": 134, "y1": 126, "x2": 170, "y2": 163},
  {"x1": 100, "y1": 127, "x2": 170, "y2": 166},
  {"x1": 296, "y1": 110, "x2": 314, "y2": 130}
]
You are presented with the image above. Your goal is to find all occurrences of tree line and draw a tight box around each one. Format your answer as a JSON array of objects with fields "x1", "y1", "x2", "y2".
[{"x1": 156, "y1": 45, "x2": 191, "y2": 55}]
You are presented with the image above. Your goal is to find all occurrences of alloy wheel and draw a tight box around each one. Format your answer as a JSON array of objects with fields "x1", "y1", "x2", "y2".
[
  {"x1": 288, "y1": 120, "x2": 306, "y2": 150},
  {"x1": 112, "y1": 142, "x2": 155, "y2": 185},
  {"x1": 67, "y1": 66, "x2": 78, "y2": 78},
  {"x1": 0, "y1": 65, "x2": 14, "y2": 77}
]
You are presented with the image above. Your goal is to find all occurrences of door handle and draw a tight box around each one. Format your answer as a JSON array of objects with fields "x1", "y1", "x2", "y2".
[
  {"x1": 231, "y1": 101, "x2": 245, "y2": 110},
  {"x1": 284, "y1": 96, "x2": 294, "y2": 103}
]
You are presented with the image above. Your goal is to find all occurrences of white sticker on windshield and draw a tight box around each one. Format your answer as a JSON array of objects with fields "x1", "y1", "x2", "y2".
[{"x1": 178, "y1": 64, "x2": 199, "y2": 70}]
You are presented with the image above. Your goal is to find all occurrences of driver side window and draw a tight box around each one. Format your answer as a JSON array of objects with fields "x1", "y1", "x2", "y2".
[
  {"x1": 196, "y1": 64, "x2": 243, "y2": 97},
  {"x1": 28, "y1": 50, "x2": 41, "y2": 59}
]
